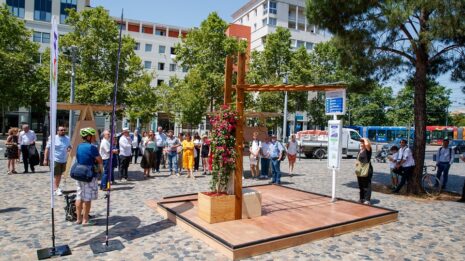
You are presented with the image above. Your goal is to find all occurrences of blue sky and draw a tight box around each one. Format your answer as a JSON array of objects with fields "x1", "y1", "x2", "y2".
[
  {"x1": 91, "y1": 0, "x2": 250, "y2": 28},
  {"x1": 92, "y1": 0, "x2": 464, "y2": 111}
]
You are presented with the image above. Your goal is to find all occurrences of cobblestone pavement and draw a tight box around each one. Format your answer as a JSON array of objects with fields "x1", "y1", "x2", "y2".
[{"x1": 0, "y1": 142, "x2": 464, "y2": 260}]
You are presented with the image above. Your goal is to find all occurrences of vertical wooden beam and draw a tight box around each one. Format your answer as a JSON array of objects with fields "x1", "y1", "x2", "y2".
[
  {"x1": 234, "y1": 52, "x2": 246, "y2": 219},
  {"x1": 224, "y1": 56, "x2": 233, "y2": 105}
]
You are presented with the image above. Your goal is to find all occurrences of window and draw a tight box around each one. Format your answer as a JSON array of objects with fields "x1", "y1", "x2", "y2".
[
  {"x1": 288, "y1": 21, "x2": 296, "y2": 30},
  {"x1": 157, "y1": 79, "x2": 164, "y2": 86},
  {"x1": 155, "y1": 29, "x2": 166, "y2": 36},
  {"x1": 296, "y1": 40, "x2": 305, "y2": 48},
  {"x1": 158, "y1": 45, "x2": 165, "y2": 54},
  {"x1": 350, "y1": 131, "x2": 361, "y2": 141},
  {"x1": 269, "y1": 1, "x2": 277, "y2": 14},
  {"x1": 60, "y1": 0, "x2": 77, "y2": 24},
  {"x1": 262, "y1": 18, "x2": 267, "y2": 27},
  {"x1": 268, "y1": 18, "x2": 277, "y2": 26},
  {"x1": 134, "y1": 42, "x2": 140, "y2": 51},
  {"x1": 32, "y1": 31, "x2": 50, "y2": 43},
  {"x1": 182, "y1": 67, "x2": 188, "y2": 73},
  {"x1": 6, "y1": 0, "x2": 25, "y2": 18},
  {"x1": 305, "y1": 42, "x2": 314, "y2": 50},
  {"x1": 158, "y1": 63, "x2": 165, "y2": 71},
  {"x1": 145, "y1": 44, "x2": 152, "y2": 52},
  {"x1": 169, "y1": 64, "x2": 177, "y2": 72},
  {"x1": 170, "y1": 47, "x2": 176, "y2": 55},
  {"x1": 253, "y1": 23, "x2": 257, "y2": 30},
  {"x1": 144, "y1": 61, "x2": 152, "y2": 69},
  {"x1": 254, "y1": 9, "x2": 257, "y2": 16},
  {"x1": 34, "y1": 0, "x2": 52, "y2": 22},
  {"x1": 262, "y1": 3, "x2": 268, "y2": 14}
]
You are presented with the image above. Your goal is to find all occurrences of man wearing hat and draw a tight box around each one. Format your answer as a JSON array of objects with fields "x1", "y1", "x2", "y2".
[
  {"x1": 436, "y1": 138, "x2": 454, "y2": 189},
  {"x1": 119, "y1": 128, "x2": 132, "y2": 181}
]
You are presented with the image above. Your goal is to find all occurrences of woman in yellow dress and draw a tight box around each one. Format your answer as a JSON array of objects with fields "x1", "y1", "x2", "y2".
[{"x1": 182, "y1": 132, "x2": 195, "y2": 179}]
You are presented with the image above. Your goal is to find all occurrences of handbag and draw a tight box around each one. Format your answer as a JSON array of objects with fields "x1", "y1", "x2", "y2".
[
  {"x1": 28, "y1": 145, "x2": 40, "y2": 166},
  {"x1": 355, "y1": 153, "x2": 370, "y2": 177},
  {"x1": 70, "y1": 162, "x2": 95, "y2": 182}
]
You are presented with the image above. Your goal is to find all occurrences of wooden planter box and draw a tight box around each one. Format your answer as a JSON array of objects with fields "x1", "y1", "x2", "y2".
[{"x1": 198, "y1": 192, "x2": 235, "y2": 224}]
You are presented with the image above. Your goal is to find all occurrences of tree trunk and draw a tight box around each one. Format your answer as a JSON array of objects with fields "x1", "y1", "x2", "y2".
[{"x1": 409, "y1": 46, "x2": 428, "y2": 194}]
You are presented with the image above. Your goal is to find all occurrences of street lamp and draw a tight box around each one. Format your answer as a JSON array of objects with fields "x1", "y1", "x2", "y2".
[{"x1": 282, "y1": 74, "x2": 288, "y2": 143}]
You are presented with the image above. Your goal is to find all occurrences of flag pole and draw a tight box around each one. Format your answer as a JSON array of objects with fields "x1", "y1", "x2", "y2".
[
  {"x1": 90, "y1": 9, "x2": 125, "y2": 254},
  {"x1": 37, "y1": 15, "x2": 71, "y2": 259}
]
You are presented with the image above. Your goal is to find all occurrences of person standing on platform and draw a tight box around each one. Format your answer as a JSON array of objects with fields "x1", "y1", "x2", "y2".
[
  {"x1": 177, "y1": 133, "x2": 184, "y2": 175},
  {"x1": 165, "y1": 130, "x2": 181, "y2": 176},
  {"x1": 286, "y1": 134, "x2": 298, "y2": 176},
  {"x1": 392, "y1": 139, "x2": 415, "y2": 194},
  {"x1": 182, "y1": 132, "x2": 195, "y2": 179},
  {"x1": 118, "y1": 128, "x2": 132, "y2": 181},
  {"x1": 131, "y1": 129, "x2": 142, "y2": 164},
  {"x1": 44, "y1": 126, "x2": 72, "y2": 196},
  {"x1": 259, "y1": 135, "x2": 271, "y2": 179},
  {"x1": 5, "y1": 128, "x2": 20, "y2": 174},
  {"x1": 154, "y1": 127, "x2": 166, "y2": 173},
  {"x1": 249, "y1": 132, "x2": 261, "y2": 180},
  {"x1": 269, "y1": 134, "x2": 285, "y2": 184},
  {"x1": 18, "y1": 124, "x2": 37, "y2": 173},
  {"x1": 356, "y1": 138, "x2": 373, "y2": 204},
  {"x1": 435, "y1": 138, "x2": 454, "y2": 189},
  {"x1": 75, "y1": 127, "x2": 102, "y2": 226}
]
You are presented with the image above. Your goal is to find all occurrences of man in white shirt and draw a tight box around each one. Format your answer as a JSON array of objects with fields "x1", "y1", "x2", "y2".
[
  {"x1": 154, "y1": 127, "x2": 167, "y2": 173},
  {"x1": 100, "y1": 130, "x2": 119, "y2": 189},
  {"x1": 393, "y1": 139, "x2": 415, "y2": 193},
  {"x1": 18, "y1": 124, "x2": 37, "y2": 173},
  {"x1": 118, "y1": 128, "x2": 132, "y2": 181},
  {"x1": 435, "y1": 139, "x2": 454, "y2": 189},
  {"x1": 44, "y1": 126, "x2": 71, "y2": 196},
  {"x1": 259, "y1": 135, "x2": 271, "y2": 179}
]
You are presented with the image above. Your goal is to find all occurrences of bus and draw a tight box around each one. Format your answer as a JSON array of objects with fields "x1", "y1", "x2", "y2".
[
  {"x1": 347, "y1": 126, "x2": 413, "y2": 143},
  {"x1": 426, "y1": 126, "x2": 456, "y2": 145}
]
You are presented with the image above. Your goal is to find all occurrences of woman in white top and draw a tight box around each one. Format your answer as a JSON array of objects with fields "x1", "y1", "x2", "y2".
[
  {"x1": 387, "y1": 146, "x2": 399, "y2": 189},
  {"x1": 249, "y1": 132, "x2": 261, "y2": 179},
  {"x1": 140, "y1": 130, "x2": 156, "y2": 178},
  {"x1": 286, "y1": 134, "x2": 298, "y2": 176}
]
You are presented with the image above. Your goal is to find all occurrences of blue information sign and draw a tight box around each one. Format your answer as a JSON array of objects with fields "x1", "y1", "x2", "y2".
[{"x1": 325, "y1": 90, "x2": 346, "y2": 115}]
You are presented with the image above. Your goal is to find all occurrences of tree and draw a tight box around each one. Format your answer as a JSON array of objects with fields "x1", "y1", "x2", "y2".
[
  {"x1": 60, "y1": 7, "x2": 145, "y2": 105},
  {"x1": 175, "y1": 12, "x2": 244, "y2": 118},
  {"x1": 388, "y1": 80, "x2": 452, "y2": 126},
  {"x1": 348, "y1": 85, "x2": 394, "y2": 126},
  {"x1": 0, "y1": 4, "x2": 40, "y2": 133},
  {"x1": 306, "y1": 0, "x2": 465, "y2": 194}
]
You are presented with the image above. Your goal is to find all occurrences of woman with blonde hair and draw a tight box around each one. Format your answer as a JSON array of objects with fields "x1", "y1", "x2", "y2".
[
  {"x1": 6, "y1": 128, "x2": 20, "y2": 174},
  {"x1": 355, "y1": 138, "x2": 373, "y2": 205}
]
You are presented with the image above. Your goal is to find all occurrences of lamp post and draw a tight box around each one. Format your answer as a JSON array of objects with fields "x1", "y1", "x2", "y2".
[
  {"x1": 68, "y1": 45, "x2": 78, "y2": 138},
  {"x1": 282, "y1": 74, "x2": 288, "y2": 143}
]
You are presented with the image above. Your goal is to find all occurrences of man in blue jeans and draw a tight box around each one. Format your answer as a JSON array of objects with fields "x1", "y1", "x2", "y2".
[
  {"x1": 269, "y1": 134, "x2": 285, "y2": 184},
  {"x1": 165, "y1": 130, "x2": 181, "y2": 175},
  {"x1": 259, "y1": 135, "x2": 271, "y2": 179},
  {"x1": 435, "y1": 139, "x2": 454, "y2": 189}
]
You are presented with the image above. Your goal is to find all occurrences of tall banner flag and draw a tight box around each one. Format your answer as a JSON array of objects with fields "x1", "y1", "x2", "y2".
[
  {"x1": 50, "y1": 16, "x2": 59, "y2": 209},
  {"x1": 38, "y1": 15, "x2": 71, "y2": 259}
]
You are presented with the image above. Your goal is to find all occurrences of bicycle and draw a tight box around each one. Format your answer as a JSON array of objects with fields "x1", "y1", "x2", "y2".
[{"x1": 421, "y1": 165, "x2": 441, "y2": 196}]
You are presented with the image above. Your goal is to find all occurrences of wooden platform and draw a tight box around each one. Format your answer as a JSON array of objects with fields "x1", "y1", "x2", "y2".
[{"x1": 147, "y1": 185, "x2": 398, "y2": 260}]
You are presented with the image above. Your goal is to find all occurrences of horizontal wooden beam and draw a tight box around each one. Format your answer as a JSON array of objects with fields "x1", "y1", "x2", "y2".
[
  {"x1": 233, "y1": 83, "x2": 347, "y2": 92},
  {"x1": 47, "y1": 102, "x2": 124, "y2": 112}
]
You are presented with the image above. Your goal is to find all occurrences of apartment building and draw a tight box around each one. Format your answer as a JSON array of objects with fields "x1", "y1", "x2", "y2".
[{"x1": 232, "y1": 0, "x2": 330, "y2": 52}]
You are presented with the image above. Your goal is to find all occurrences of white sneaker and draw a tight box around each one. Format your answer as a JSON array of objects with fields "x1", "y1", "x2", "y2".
[{"x1": 55, "y1": 188, "x2": 63, "y2": 196}]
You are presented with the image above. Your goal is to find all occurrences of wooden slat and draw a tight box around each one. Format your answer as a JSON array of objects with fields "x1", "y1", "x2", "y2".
[
  {"x1": 224, "y1": 56, "x2": 233, "y2": 105},
  {"x1": 232, "y1": 83, "x2": 347, "y2": 92},
  {"x1": 47, "y1": 102, "x2": 123, "y2": 112}
]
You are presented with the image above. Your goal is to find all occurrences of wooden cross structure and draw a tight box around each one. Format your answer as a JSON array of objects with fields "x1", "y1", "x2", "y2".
[{"x1": 224, "y1": 53, "x2": 347, "y2": 219}]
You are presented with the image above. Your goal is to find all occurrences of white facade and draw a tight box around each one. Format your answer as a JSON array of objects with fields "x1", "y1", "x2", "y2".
[
  {"x1": 121, "y1": 18, "x2": 188, "y2": 86},
  {"x1": 232, "y1": 0, "x2": 331, "y2": 52}
]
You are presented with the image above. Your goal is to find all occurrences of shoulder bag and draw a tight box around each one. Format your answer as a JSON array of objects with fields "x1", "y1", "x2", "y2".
[
  {"x1": 355, "y1": 153, "x2": 370, "y2": 177},
  {"x1": 70, "y1": 162, "x2": 95, "y2": 182}
]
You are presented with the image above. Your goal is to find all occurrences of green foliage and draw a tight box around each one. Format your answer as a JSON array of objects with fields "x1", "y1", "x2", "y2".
[
  {"x1": 451, "y1": 114, "x2": 465, "y2": 126},
  {"x1": 59, "y1": 6, "x2": 145, "y2": 105},
  {"x1": 175, "y1": 12, "x2": 244, "y2": 117},
  {"x1": 125, "y1": 73, "x2": 158, "y2": 125},
  {"x1": 0, "y1": 4, "x2": 40, "y2": 109},
  {"x1": 387, "y1": 80, "x2": 452, "y2": 126},
  {"x1": 347, "y1": 85, "x2": 394, "y2": 126}
]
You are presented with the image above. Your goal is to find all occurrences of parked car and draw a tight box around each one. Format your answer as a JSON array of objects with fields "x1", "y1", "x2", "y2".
[{"x1": 449, "y1": 139, "x2": 465, "y2": 154}]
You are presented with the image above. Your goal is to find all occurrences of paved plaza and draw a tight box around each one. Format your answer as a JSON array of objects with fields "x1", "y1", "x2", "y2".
[{"x1": 0, "y1": 141, "x2": 464, "y2": 260}]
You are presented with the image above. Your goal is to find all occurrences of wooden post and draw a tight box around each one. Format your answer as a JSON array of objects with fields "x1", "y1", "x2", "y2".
[
  {"x1": 224, "y1": 56, "x2": 233, "y2": 105},
  {"x1": 234, "y1": 52, "x2": 246, "y2": 219}
]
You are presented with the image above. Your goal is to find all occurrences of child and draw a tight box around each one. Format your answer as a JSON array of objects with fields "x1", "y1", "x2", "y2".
[{"x1": 387, "y1": 145, "x2": 399, "y2": 189}]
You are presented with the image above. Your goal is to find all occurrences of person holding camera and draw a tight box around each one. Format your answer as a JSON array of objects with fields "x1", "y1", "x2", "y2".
[{"x1": 392, "y1": 139, "x2": 415, "y2": 194}]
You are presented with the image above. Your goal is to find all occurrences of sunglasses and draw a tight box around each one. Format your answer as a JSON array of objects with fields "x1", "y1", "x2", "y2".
[{"x1": 58, "y1": 129, "x2": 66, "y2": 131}]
